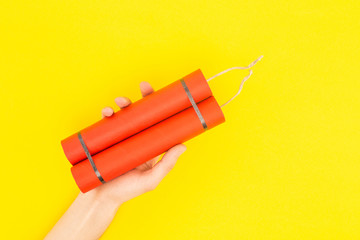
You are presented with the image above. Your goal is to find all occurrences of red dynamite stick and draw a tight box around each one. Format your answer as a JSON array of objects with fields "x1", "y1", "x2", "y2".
[
  {"x1": 61, "y1": 69, "x2": 212, "y2": 165},
  {"x1": 71, "y1": 96, "x2": 225, "y2": 193}
]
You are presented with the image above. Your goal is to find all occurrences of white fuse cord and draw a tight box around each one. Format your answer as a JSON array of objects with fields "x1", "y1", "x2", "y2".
[{"x1": 207, "y1": 55, "x2": 263, "y2": 108}]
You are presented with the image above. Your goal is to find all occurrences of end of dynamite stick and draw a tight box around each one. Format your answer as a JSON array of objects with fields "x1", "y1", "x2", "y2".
[{"x1": 61, "y1": 133, "x2": 84, "y2": 165}]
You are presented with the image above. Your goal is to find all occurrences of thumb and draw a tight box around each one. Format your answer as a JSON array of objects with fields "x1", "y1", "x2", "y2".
[{"x1": 144, "y1": 144, "x2": 187, "y2": 189}]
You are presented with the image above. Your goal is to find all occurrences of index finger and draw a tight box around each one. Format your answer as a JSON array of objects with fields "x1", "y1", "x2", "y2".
[{"x1": 140, "y1": 81, "x2": 154, "y2": 97}]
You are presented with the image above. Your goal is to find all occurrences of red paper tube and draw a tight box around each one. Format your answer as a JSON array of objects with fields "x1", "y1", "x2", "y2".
[
  {"x1": 61, "y1": 69, "x2": 212, "y2": 165},
  {"x1": 71, "y1": 96, "x2": 225, "y2": 193}
]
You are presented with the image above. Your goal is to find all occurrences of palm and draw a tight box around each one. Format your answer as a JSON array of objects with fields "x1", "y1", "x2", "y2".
[
  {"x1": 92, "y1": 81, "x2": 186, "y2": 205},
  {"x1": 96, "y1": 156, "x2": 159, "y2": 203}
]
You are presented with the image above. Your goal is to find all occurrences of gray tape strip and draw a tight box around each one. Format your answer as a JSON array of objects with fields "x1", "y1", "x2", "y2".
[
  {"x1": 77, "y1": 132, "x2": 106, "y2": 184},
  {"x1": 180, "y1": 79, "x2": 208, "y2": 130}
]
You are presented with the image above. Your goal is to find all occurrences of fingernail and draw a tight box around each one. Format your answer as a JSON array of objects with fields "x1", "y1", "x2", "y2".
[{"x1": 115, "y1": 97, "x2": 126, "y2": 103}]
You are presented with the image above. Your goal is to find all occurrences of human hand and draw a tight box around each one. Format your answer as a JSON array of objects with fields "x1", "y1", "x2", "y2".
[
  {"x1": 46, "y1": 82, "x2": 186, "y2": 240},
  {"x1": 87, "y1": 81, "x2": 187, "y2": 207}
]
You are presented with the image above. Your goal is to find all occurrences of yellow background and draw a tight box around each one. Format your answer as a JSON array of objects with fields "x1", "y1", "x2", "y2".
[{"x1": 1, "y1": 1, "x2": 359, "y2": 239}]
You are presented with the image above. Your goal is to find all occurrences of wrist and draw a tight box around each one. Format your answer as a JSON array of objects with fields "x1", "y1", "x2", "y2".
[{"x1": 79, "y1": 189, "x2": 122, "y2": 212}]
